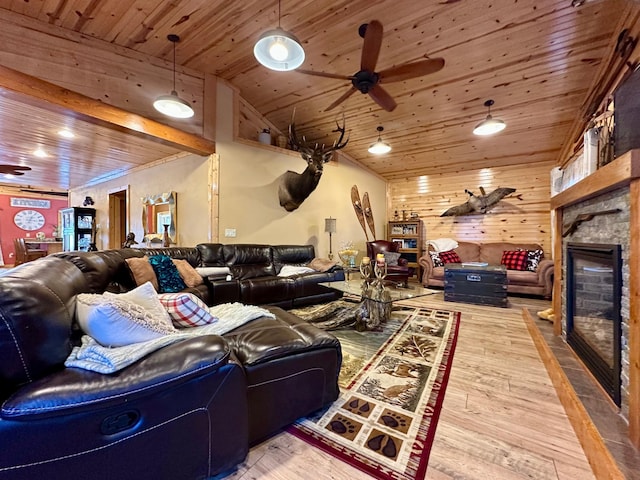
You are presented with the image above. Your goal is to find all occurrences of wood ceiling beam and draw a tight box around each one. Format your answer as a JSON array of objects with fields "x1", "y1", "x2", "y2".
[{"x1": 0, "y1": 64, "x2": 215, "y2": 156}]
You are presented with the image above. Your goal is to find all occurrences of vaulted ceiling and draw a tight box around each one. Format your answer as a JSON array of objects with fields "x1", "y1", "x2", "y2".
[{"x1": 0, "y1": 0, "x2": 637, "y2": 190}]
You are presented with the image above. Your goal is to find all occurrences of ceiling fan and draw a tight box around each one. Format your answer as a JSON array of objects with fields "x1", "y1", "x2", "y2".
[
  {"x1": 0, "y1": 164, "x2": 31, "y2": 176},
  {"x1": 297, "y1": 20, "x2": 445, "y2": 112}
]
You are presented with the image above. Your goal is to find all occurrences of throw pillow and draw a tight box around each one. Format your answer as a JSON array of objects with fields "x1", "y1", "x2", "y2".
[
  {"x1": 195, "y1": 266, "x2": 230, "y2": 277},
  {"x1": 172, "y1": 259, "x2": 204, "y2": 287},
  {"x1": 308, "y1": 257, "x2": 337, "y2": 272},
  {"x1": 76, "y1": 293, "x2": 176, "y2": 347},
  {"x1": 157, "y1": 293, "x2": 218, "y2": 328},
  {"x1": 125, "y1": 256, "x2": 159, "y2": 291},
  {"x1": 104, "y1": 281, "x2": 171, "y2": 325},
  {"x1": 278, "y1": 265, "x2": 315, "y2": 277},
  {"x1": 148, "y1": 255, "x2": 187, "y2": 293},
  {"x1": 525, "y1": 249, "x2": 544, "y2": 272},
  {"x1": 501, "y1": 250, "x2": 529, "y2": 271},
  {"x1": 429, "y1": 250, "x2": 444, "y2": 267},
  {"x1": 439, "y1": 250, "x2": 461, "y2": 264},
  {"x1": 383, "y1": 251, "x2": 402, "y2": 266}
]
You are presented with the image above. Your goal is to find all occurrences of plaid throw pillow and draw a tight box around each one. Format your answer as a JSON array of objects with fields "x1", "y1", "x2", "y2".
[
  {"x1": 439, "y1": 250, "x2": 462, "y2": 264},
  {"x1": 429, "y1": 250, "x2": 444, "y2": 267},
  {"x1": 525, "y1": 249, "x2": 544, "y2": 272},
  {"x1": 501, "y1": 250, "x2": 528, "y2": 271},
  {"x1": 158, "y1": 293, "x2": 218, "y2": 328}
]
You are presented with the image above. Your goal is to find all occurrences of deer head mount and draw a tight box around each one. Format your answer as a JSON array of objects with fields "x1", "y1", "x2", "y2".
[{"x1": 278, "y1": 112, "x2": 349, "y2": 212}]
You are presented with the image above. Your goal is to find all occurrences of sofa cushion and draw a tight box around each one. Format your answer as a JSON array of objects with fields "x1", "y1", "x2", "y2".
[
  {"x1": 272, "y1": 245, "x2": 315, "y2": 267},
  {"x1": 76, "y1": 293, "x2": 176, "y2": 347},
  {"x1": 149, "y1": 255, "x2": 187, "y2": 293},
  {"x1": 501, "y1": 250, "x2": 529, "y2": 271},
  {"x1": 429, "y1": 250, "x2": 444, "y2": 267},
  {"x1": 172, "y1": 259, "x2": 204, "y2": 287},
  {"x1": 125, "y1": 256, "x2": 159, "y2": 290},
  {"x1": 308, "y1": 257, "x2": 338, "y2": 272},
  {"x1": 104, "y1": 281, "x2": 170, "y2": 324},
  {"x1": 158, "y1": 292, "x2": 217, "y2": 328},
  {"x1": 278, "y1": 265, "x2": 315, "y2": 277},
  {"x1": 439, "y1": 250, "x2": 461, "y2": 264},
  {"x1": 525, "y1": 249, "x2": 544, "y2": 272}
]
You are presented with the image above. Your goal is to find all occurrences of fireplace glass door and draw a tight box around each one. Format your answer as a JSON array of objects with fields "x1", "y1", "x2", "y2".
[{"x1": 566, "y1": 243, "x2": 621, "y2": 406}]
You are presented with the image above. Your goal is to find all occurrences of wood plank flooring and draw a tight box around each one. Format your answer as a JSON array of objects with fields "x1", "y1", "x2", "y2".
[{"x1": 214, "y1": 293, "x2": 598, "y2": 480}]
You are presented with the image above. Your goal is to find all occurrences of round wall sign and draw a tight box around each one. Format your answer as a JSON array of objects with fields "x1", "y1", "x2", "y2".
[{"x1": 14, "y1": 209, "x2": 46, "y2": 231}]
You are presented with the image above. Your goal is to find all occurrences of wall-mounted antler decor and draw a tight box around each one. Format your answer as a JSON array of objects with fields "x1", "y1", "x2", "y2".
[
  {"x1": 278, "y1": 111, "x2": 349, "y2": 212},
  {"x1": 440, "y1": 186, "x2": 516, "y2": 216}
]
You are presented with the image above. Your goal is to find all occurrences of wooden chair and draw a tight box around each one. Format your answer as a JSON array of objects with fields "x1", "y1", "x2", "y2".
[{"x1": 13, "y1": 238, "x2": 47, "y2": 266}]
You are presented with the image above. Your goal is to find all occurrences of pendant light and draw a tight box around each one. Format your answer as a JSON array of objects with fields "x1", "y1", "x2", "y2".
[
  {"x1": 473, "y1": 99, "x2": 506, "y2": 136},
  {"x1": 254, "y1": 0, "x2": 305, "y2": 71},
  {"x1": 153, "y1": 34, "x2": 194, "y2": 119},
  {"x1": 368, "y1": 126, "x2": 392, "y2": 154}
]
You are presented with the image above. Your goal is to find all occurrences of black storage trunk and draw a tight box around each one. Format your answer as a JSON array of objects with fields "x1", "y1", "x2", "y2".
[{"x1": 444, "y1": 264, "x2": 508, "y2": 307}]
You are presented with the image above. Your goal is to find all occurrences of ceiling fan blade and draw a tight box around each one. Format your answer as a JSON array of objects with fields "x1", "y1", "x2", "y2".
[
  {"x1": 361, "y1": 20, "x2": 383, "y2": 71},
  {"x1": 297, "y1": 69, "x2": 353, "y2": 81},
  {"x1": 368, "y1": 84, "x2": 397, "y2": 112},
  {"x1": 378, "y1": 58, "x2": 445, "y2": 83},
  {"x1": 325, "y1": 87, "x2": 357, "y2": 111}
]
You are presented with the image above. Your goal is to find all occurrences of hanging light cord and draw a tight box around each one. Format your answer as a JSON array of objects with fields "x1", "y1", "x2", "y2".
[
  {"x1": 172, "y1": 40, "x2": 177, "y2": 91},
  {"x1": 277, "y1": 0, "x2": 281, "y2": 28}
]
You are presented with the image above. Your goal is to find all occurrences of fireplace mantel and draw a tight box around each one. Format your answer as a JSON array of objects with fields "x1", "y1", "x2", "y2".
[
  {"x1": 551, "y1": 148, "x2": 640, "y2": 448},
  {"x1": 551, "y1": 149, "x2": 640, "y2": 210}
]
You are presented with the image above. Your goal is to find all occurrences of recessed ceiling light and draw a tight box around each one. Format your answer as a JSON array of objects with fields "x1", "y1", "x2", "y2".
[
  {"x1": 58, "y1": 128, "x2": 75, "y2": 139},
  {"x1": 33, "y1": 148, "x2": 47, "y2": 158}
]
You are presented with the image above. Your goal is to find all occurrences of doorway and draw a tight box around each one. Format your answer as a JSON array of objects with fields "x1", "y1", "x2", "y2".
[{"x1": 108, "y1": 187, "x2": 128, "y2": 249}]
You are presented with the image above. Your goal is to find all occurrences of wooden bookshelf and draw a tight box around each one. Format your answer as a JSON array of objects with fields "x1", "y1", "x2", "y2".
[{"x1": 388, "y1": 219, "x2": 424, "y2": 279}]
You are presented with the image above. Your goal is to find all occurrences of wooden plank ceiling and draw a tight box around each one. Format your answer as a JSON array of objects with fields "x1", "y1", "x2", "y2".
[{"x1": 0, "y1": 0, "x2": 634, "y2": 190}]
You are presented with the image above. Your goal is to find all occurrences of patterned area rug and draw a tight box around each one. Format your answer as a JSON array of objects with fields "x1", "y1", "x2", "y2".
[{"x1": 287, "y1": 302, "x2": 460, "y2": 480}]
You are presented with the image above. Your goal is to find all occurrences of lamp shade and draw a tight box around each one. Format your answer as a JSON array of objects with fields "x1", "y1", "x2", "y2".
[
  {"x1": 324, "y1": 217, "x2": 337, "y2": 234},
  {"x1": 368, "y1": 140, "x2": 392, "y2": 154},
  {"x1": 472, "y1": 115, "x2": 506, "y2": 136},
  {"x1": 254, "y1": 28, "x2": 305, "y2": 71},
  {"x1": 153, "y1": 91, "x2": 194, "y2": 119}
]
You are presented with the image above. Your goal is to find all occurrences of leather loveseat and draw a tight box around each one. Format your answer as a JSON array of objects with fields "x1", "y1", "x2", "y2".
[
  {"x1": 418, "y1": 241, "x2": 554, "y2": 298},
  {"x1": 0, "y1": 250, "x2": 342, "y2": 479}
]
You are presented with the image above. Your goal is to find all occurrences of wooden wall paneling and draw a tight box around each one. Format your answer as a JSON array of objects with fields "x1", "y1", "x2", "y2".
[
  {"x1": 388, "y1": 162, "x2": 553, "y2": 256},
  {"x1": 629, "y1": 178, "x2": 640, "y2": 448}
]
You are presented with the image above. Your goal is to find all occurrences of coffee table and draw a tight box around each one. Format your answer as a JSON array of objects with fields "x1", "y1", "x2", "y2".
[{"x1": 320, "y1": 280, "x2": 437, "y2": 330}]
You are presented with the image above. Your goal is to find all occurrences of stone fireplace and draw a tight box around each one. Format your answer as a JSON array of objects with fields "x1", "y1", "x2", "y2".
[
  {"x1": 551, "y1": 149, "x2": 640, "y2": 446},
  {"x1": 565, "y1": 242, "x2": 622, "y2": 406}
]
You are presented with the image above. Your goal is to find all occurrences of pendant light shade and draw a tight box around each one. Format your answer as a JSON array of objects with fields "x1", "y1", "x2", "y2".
[
  {"x1": 254, "y1": 1, "x2": 305, "y2": 71},
  {"x1": 154, "y1": 34, "x2": 194, "y2": 119},
  {"x1": 473, "y1": 99, "x2": 505, "y2": 136},
  {"x1": 368, "y1": 126, "x2": 392, "y2": 154}
]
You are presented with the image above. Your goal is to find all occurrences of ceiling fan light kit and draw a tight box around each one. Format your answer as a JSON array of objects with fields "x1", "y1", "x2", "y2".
[
  {"x1": 473, "y1": 99, "x2": 506, "y2": 136},
  {"x1": 154, "y1": 34, "x2": 194, "y2": 119},
  {"x1": 368, "y1": 126, "x2": 391, "y2": 154},
  {"x1": 254, "y1": 0, "x2": 305, "y2": 71}
]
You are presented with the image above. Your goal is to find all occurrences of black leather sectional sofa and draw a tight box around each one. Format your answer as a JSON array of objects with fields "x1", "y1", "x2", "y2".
[{"x1": 0, "y1": 244, "x2": 343, "y2": 480}]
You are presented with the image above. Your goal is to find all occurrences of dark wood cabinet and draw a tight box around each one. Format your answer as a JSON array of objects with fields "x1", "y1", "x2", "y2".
[{"x1": 60, "y1": 207, "x2": 96, "y2": 251}]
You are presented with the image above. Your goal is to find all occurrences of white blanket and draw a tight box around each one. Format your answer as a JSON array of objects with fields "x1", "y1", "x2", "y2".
[
  {"x1": 65, "y1": 303, "x2": 275, "y2": 374},
  {"x1": 428, "y1": 238, "x2": 459, "y2": 252}
]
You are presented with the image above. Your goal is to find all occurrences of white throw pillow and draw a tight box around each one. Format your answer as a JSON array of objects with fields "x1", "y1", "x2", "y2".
[
  {"x1": 195, "y1": 266, "x2": 230, "y2": 277},
  {"x1": 76, "y1": 294, "x2": 177, "y2": 347},
  {"x1": 104, "y1": 281, "x2": 171, "y2": 325},
  {"x1": 157, "y1": 293, "x2": 218, "y2": 328},
  {"x1": 278, "y1": 265, "x2": 315, "y2": 277}
]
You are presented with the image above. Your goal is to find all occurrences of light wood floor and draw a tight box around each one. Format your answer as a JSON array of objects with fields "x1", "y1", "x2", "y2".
[{"x1": 214, "y1": 292, "x2": 599, "y2": 480}]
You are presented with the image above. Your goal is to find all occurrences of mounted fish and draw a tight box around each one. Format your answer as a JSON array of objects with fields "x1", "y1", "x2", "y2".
[
  {"x1": 351, "y1": 185, "x2": 369, "y2": 241},
  {"x1": 278, "y1": 111, "x2": 349, "y2": 212},
  {"x1": 440, "y1": 186, "x2": 516, "y2": 216}
]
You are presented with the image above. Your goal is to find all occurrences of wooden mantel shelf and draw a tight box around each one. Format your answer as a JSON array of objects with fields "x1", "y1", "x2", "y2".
[{"x1": 551, "y1": 149, "x2": 640, "y2": 210}]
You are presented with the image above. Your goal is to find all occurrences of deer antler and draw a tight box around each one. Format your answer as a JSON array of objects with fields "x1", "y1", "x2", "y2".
[{"x1": 289, "y1": 109, "x2": 349, "y2": 161}]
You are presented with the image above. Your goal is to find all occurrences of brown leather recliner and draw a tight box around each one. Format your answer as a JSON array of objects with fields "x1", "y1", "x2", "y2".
[{"x1": 366, "y1": 240, "x2": 413, "y2": 286}]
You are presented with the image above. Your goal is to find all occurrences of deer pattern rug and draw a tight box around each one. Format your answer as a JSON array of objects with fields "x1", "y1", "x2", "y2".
[{"x1": 287, "y1": 303, "x2": 460, "y2": 480}]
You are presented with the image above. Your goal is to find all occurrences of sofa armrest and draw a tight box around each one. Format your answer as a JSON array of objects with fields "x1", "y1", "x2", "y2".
[
  {"x1": 418, "y1": 253, "x2": 434, "y2": 285},
  {"x1": 536, "y1": 259, "x2": 555, "y2": 299},
  {"x1": 3, "y1": 335, "x2": 231, "y2": 420}
]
